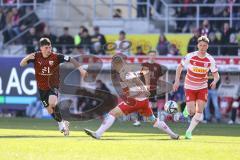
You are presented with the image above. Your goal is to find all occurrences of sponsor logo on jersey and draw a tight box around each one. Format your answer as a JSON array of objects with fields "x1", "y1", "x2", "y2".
[
  {"x1": 192, "y1": 67, "x2": 208, "y2": 73},
  {"x1": 204, "y1": 63, "x2": 209, "y2": 67}
]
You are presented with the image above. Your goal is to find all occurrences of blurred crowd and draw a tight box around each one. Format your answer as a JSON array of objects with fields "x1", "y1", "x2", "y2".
[
  {"x1": 1, "y1": 0, "x2": 240, "y2": 56},
  {"x1": 0, "y1": 0, "x2": 48, "y2": 45},
  {"x1": 188, "y1": 20, "x2": 240, "y2": 55}
]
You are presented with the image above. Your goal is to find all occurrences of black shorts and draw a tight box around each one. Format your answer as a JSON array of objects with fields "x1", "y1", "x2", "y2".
[{"x1": 39, "y1": 88, "x2": 58, "y2": 107}]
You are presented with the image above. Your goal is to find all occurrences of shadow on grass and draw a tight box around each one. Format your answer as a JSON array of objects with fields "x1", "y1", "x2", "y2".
[{"x1": 0, "y1": 118, "x2": 239, "y2": 137}]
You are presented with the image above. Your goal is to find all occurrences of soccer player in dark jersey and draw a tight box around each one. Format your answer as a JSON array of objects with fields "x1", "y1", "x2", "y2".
[
  {"x1": 133, "y1": 50, "x2": 165, "y2": 126},
  {"x1": 20, "y1": 38, "x2": 87, "y2": 136}
]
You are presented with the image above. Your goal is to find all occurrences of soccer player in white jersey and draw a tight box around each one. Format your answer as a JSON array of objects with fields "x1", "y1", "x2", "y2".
[
  {"x1": 173, "y1": 36, "x2": 220, "y2": 139},
  {"x1": 84, "y1": 55, "x2": 179, "y2": 140}
]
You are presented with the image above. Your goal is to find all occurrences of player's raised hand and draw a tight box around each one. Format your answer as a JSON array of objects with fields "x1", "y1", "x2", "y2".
[
  {"x1": 173, "y1": 80, "x2": 180, "y2": 92},
  {"x1": 27, "y1": 53, "x2": 35, "y2": 60}
]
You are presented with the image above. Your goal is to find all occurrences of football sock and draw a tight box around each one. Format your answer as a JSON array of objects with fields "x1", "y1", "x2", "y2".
[
  {"x1": 187, "y1": 113, "x2": 203, "y2": 133},
  {"x1": 96, "y1": 114, "x2": 116, "y2": 137},
  {"x1": 51, "y1": 105, "x2": 63, "y2": 122},
  {"x1": 154, "y1": 119, "x2": 176, "y2": 137}
]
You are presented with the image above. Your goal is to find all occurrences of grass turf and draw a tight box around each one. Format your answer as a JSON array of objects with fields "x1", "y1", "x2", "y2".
[{"x1": 0, "y1": 118, "x2": 239, "y2": 160}]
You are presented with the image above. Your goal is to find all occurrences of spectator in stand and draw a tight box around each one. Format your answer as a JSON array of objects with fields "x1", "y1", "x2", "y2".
[
  {"x1": 156, "y1": 34, "x2": 170, "y2": 55},
  {"x1": 41, "y1": 26, "x2": 57, "y2": 45},
  {"x1": 187, "y1": 28, "x2": 199, "y2": 53},
  {"x1": 58, "y1": 27, "x2": 74, "y2": 54},
  {"x1": 137, "y1": 0, "x2": 147, "y2": 18},
  {"x1": 115, "y1": 30, "x2": 130, "y2": 55},
  {"x1": 113, "y1": 8, "x2": 122, "y2": 18},
  {"x1": 168, "y1": 44, "x2": 179, "y2": 56},
  {"x1": 233, "y1": 7, "x2": 240, "y2": 31},
  {"x1": 92, "y1": 42, "x2": 106, "y2": 55},
  {"x1": 23, "y1": 27, "x2": 39, "y2": 53},
  {"x1": 0, "y1": 7, "x2": 6, "y2": 30},
  {"x1": 135, "y1": 46, "x2": 146, "y2": 55},
  {"x1": 228, "y1": 97, "x2": 240, "y2": 124},
  {"x1": 226, "y1": 33, "x2": 239, "y2": 56},
  {"x1": 79, "y1": 28, "x2": 92, "y2": 53},
  {"x1": 208, "y1": 32, "x2": 220, "y2": 55},
  {"x1": 173, "y1": 0, "x2": 197, "y2": 33},
  {"x1": 19, "y1": 6, "x2": 39, "y2": 32},
  {"x1": 220, "y1": 22, "x2": 234, "y2": 55},
  {"x1": 199, "y1": 20, "x2": 213, "y2": 36},
  {"x1": 220, "y1": 22, "x2": 233, "y2": 45},
  {"x1": 200, "y1": 0, "x2": 214, "y2": 17},
  {"x1": 74, "y1": 25, "x2": 86, "y2": 46},
  {"x1": 204, "y1": 73, "x2": 221, "y2": 123},
  {"x1": 3, "y1": 0, "x2": 16, "y2": 4},
  {"x1": 5, "y1": 7, "x2": 19, "y2": 41},
  {"x1": 11, "y1": 7, "x2": 20, "y2": 35},
  {"x1": 91, "y1": 26, "x2": 106, "y2": 54}
]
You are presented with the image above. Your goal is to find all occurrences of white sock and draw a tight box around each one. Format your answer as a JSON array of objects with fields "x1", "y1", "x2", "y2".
[
  {"x1": 187, "y1": 113, "x2": 203, "y2": 133},
  {"x1": 58, "y1": 121, "x2": 65, "y2": 130},
  {"x1": 153, "y1": 119, "x2": 176, "y2": 137},
  {"x1": 96, "y1": 114, "x2": 116, "y2": 137}
]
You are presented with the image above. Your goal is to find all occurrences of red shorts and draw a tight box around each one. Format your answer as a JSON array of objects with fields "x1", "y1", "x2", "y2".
[
  {"x1": 185, "y1": 88, "x2": 208, "y2": 102},
  {"x1": 118, "y1": 99, "x2": 153, "y2": 117}
]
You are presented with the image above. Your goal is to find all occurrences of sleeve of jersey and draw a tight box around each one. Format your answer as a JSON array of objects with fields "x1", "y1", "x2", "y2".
[
  {"x1": 180, "y1": 54, "x2": 190, "y2": 67},
  {"x1": 58, "y1": 54, "x2": 71, "y2": 63},
  {"x1": 210, "y1": 58, "x2": 218, "y2": 73}
]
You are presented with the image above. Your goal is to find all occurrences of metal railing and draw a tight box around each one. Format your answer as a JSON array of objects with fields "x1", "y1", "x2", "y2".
[
  {"x1": 0, "y1": 0, "x2": 38, "y2": 9},
  {"x1": 92, "y1": 0, "x2": 240, "y2": 33},
  {"x1": 152, "y1": 1, "x2": 240, "y2": 33},
  {"x1": 7, "y1": 43, "x2": 239, "y2": 56}
]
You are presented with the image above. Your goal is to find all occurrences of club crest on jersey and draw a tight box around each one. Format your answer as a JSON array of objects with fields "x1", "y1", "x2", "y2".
[
  {"x1": 204, "y1": 63, "x2": 209, "y2": 67},
  {"x1": 49, "y1": 61, "x2": 54, "y2": 66}
]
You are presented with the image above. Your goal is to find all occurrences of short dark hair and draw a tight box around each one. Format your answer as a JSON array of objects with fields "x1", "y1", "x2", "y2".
[
  {"x1": 63, "y1": 27, "x2": 69, "y2": 31},
  {"x1": 119, "y1": 30, "x2": 126, "y2": 35},
  {"x1": 137, "y1": 46, "x2": 142, "y2": 50},
  {"x1": 94, "y1": 26, "x2": 99, "y2": 31},
  {"x1": 39, "y1": 38, "x2": 51, "y2": 46}
]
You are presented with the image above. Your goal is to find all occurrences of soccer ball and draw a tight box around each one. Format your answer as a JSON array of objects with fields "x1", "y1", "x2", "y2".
[{"x1": 164, "y1": 100, "x2": 178, "y2": 114}]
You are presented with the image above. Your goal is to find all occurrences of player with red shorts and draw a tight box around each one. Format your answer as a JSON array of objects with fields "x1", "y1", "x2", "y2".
[
  {"x1": 20, "y1": 38, "x2": 87, "y2": 136},
  {"x1": 84, "y1": 54, "x2": 179, "y2": 140},
  {"x1": 173, "y1": 36, "x2": 220, "y2": 139},
  {"x1": 132, "y1": 50, "x2": 165, "y2": 126}
]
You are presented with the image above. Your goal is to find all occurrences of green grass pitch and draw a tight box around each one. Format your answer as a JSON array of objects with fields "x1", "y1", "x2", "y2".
[{"x1": 0, "y1": 118, "x2": 239, "y2": 160}]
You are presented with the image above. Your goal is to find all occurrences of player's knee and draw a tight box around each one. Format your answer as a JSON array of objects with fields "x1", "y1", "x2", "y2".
[
  {"x1": 189, "y1": 111, "x2": 195, "y2": 116},
  {"x1": 109, "y1": 107, "x2": 123, "y2": 117}
]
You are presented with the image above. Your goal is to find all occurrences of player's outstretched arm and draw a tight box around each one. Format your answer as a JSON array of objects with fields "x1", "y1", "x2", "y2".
[
  {"x1": 20, "y1": 53, "x2": 35, "y2": 67},
  {"x1": 173, "y1": 64, "x2": 183, "y2": 92},
  {"x1": 69, "y1": 58, "x2": 88, "y2": 78}
]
